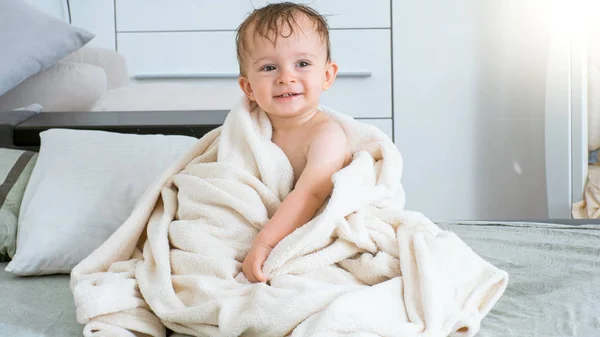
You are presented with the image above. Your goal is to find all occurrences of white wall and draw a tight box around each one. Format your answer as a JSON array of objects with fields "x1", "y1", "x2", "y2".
[{"x1": 392, "y1": 0, "x2": 553, "y2": 220}]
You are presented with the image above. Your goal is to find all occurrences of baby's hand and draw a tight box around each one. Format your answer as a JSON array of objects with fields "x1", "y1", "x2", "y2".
[{"x1": 242, "y1": 241, "x2": 273, "y2": 283}]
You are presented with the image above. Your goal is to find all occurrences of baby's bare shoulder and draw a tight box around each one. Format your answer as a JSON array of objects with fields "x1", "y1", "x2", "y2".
[
  {"x1": 302, "y1": 115, "x2": 347, "y2": 165},
  {"x1": 307, "y1": 114, "x2": 346, "y2": 145}
]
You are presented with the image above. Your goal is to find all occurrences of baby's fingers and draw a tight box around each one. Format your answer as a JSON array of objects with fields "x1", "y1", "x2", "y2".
[
  {"x1": 253, "y1": 261, "x2": 266, "y2": 283},
  {"x1": 242, "y1": 261, "x2": 255, "y2": 283}
]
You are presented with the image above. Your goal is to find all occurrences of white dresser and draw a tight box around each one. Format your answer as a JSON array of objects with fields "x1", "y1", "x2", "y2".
[{"x1": 71, "y1": 0, "x2": 394, "y2": 139}]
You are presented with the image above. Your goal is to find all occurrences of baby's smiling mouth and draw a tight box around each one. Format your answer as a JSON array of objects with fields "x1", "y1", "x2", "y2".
[{"x1": 274, "y1": 92, "x2": 301, "y2": 98}]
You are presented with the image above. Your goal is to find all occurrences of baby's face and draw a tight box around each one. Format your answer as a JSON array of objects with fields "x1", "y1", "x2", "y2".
[{"x1": 238, "y1": 15, "x2": 337, "y2": 119}]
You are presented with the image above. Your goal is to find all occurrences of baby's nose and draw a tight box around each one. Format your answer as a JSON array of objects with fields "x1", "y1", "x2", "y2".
[{"x1": 277, "y1": 68, "x2": 297, "y2": 84}]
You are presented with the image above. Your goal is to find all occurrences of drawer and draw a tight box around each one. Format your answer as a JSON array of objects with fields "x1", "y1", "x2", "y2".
[
  {"x1": 115, "y1": 0, "x2": 390, "y2": 32},
  {"x1": 117, "y1": 29, "x2": 391, "y2": 118},
  {"x1": 358, "y1": 118, "x2": 393, "y2": 140}
]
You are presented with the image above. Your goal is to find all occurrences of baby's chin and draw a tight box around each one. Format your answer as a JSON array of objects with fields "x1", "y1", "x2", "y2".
[{"x1": 266, "y1": 106, "x2": 320, "y2": 120}]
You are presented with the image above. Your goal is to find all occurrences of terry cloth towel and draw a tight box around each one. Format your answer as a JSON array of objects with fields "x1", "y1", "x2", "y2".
[{"x1": 71, "y1": 97, "x2": 508, "y2": 337}]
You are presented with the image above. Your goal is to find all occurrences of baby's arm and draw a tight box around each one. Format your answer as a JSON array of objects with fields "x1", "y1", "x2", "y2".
[
  {"x1": 242, "y1": 122, "x2": 348, "y2": 283},
  {"x1": 257, "y1": 122, "x2": 347, "y2": 246}
]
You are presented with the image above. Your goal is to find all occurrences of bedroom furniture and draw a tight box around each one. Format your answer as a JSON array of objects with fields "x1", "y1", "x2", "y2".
[
  {"x1": 0, "y1": 109, "x2": 227, "y2": 149},
  {"x1": 0, "y1": 111, "x2": 38, "y2": 149}
]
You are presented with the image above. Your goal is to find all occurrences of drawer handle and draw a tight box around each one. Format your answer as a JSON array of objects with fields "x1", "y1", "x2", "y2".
[{"x1": 133, "y1": 71, "x2": 372, "y2": 80}]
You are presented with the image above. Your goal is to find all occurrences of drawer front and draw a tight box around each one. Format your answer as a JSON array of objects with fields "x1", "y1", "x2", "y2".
[
  {"x1": 116, "y1": 0, "x2": 390, "y2": 32},
  {"x1": 117, "y1": 30, "x2": 391, "y2": 118}
]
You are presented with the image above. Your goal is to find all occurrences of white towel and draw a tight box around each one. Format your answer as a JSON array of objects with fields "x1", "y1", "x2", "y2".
[{"x1": 71, "y1": 97, "x2": 508, "y2": 337}]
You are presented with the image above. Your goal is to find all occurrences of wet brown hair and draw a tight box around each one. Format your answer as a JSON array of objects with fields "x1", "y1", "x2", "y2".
[{"x1": 235, "y1": 2, "x2": 331, "y2": 76}]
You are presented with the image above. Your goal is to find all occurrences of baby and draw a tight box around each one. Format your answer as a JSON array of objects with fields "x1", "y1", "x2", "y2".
[{"x1": 235, "y1": 2, "x2": 351, "y2": 283}]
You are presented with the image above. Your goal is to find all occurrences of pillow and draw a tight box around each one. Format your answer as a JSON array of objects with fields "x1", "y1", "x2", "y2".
[
  {"x1": 0, "y1": 62, "x2": 107, "y2": 112},
  {"x1": 91, "y1": 83, "x2": 221, "y2": 111},
  {"x1": 5, "y1": 129, "x2": 198, "y2": 275},
  {"x1": 0, "y1": 148, "x2": 38, "y2": 261},
  {"x1": 60, "y1": 47, "x2": 129, "y2": 90},
  {"x1": 0, "y1": 0, "x2": 95, "y2": 96}
]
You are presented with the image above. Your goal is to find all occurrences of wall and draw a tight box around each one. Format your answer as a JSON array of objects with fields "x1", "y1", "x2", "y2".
[{"x1": 392, "y1": 0, "x2": 553, "y2": 220}]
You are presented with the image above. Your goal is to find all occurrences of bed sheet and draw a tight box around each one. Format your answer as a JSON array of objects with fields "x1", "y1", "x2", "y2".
[
  {"x1": 438, "y1": 221, "x2": 600, "y2": 337},
  {"x1": 1, "y1": 221, "x2": 599, "y2": 337},
  {"x1": 0, "y1": 263, "x2": 82, "y2": 337}
]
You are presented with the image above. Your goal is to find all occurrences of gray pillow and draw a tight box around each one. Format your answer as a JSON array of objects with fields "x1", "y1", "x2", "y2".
[{"x1": 0, "y1": 0, "x2": 95, "y2": 96}]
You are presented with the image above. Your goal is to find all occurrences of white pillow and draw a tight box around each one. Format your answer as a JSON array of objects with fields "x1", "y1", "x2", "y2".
[
  {"x1": 0, "y1": 62, "x2": 107, "y2": 112},
  {"x1": 5, "y1": 129, "x2": 198, "y2": 276}
]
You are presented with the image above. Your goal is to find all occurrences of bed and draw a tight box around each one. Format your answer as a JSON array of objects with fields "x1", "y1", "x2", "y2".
[
  {"x1": 1, "y1": 220, "x2": 599, "y2": 337},
  {"x1": 0, "y1": 263, "x2": 80, "y2": 337},
  {"x1": 438, "y1": 220, "x2": 600, "y2": 337},
  {"x1": 1, "y1": 110, "x2": 599, "y2": 336}
]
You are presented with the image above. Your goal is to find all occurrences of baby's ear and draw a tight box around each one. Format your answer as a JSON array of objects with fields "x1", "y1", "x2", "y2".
[
  {"x1": 322, "y1": 61, "x2": 339, "y2": 91},
  {"x1": 238, "y1": 76, "x2": 256, "y2": 101}
]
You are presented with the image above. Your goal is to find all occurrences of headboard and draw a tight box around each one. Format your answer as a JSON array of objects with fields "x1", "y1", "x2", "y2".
[{"x1": 0, "y1": 109, "x2": 228, "y2": 151}]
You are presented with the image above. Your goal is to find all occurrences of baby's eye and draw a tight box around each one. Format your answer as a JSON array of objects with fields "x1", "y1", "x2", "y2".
[
  {"x1": 261, "y1": 65, "x2": 276, "y2": 72},
  {"x1": 297, "y1": 61, "x2": 311, "y2": 68}
]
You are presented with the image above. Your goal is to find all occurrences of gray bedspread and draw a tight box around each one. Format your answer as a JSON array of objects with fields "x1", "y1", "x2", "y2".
[
  {"x1": 1, "y1": 221, "x2": 599, "y2": 337},
  {"x1": 438, "y1": 221, "x2": 600, "y2": 337},
  {"x1": 0, "y1": 263, "x2": 81, "y2": 337}
]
